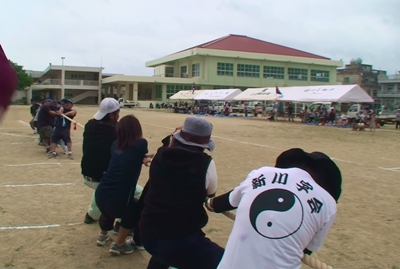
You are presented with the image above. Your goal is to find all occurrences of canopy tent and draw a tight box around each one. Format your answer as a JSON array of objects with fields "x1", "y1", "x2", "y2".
[
  {"x1": 233, "y1": 87, "x2": 282, "y2": 101},
  {"x1": 169, "y1": 90, "x2": 206, "y2": 100},
  {"x1": 278, "y1": 84, "x2": 374, "y2": 103},
  {"x1": 194, "y1": 89, "x2": 242, "y2": 101}
]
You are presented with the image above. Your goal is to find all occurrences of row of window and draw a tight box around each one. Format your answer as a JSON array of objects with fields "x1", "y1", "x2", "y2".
[
  {"x1": 218, "y1": 63, "x2": 330, "y2": 82},
  {"x1": 168, "y1": 64, "x2": 329, "y2": 82},
  {"x1": 71, "y1": 74, "x2": 85, "y2": 79},
  {"x1": 166, "y1": 84, "x2": 198, "y2": 99}
]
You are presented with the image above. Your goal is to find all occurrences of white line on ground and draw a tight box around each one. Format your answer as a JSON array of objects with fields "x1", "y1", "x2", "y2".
[
  {"x1": 5, "y1": 162, "x2": 80, "y2": 167},
  {"x1": 378, "y1": 167, "x2": 400, "y2": 172},
  {"x1": 4, "y1": 183, "x2": 74, "y2": 187},
  {"x1": 0, "y1": 222, "x2": 82, "y2": 230},
  {"x1": 0, "y1": 132, "x2": 34, "y2": 138},
  {"x1": 6, "y1": 162, "x2": 61, "y2": 167},
  {"x1": 140, "y1": 121, "x2": 399, "y2": 173},
  {"x1": 0, "y1": 127, "x2": 29, "y2": 130},
  {"x1": 18, "y1": 120, "x2": 31, "y2": 127},
  {"x1": 330, "y1": 158, "x2": 365, "y2": 166}
]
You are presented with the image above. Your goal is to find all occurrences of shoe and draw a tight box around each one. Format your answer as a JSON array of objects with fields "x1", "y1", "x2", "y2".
[
  {"x1": 48, "y1": 152, "x2": 58, "y2": 159},
  {"x1": 84, "y1": 213, "x2": 96, "y2": 224},
  {"x1": 63, "y1": 146, "x2": 68, "y2": 154},
  {"x1": 126, "y1": 238, "x2": 145, "y2": 251},
  {"x1": 67, "y1": 152, "x2": 73, "y2": 160},
  {"x1": 109, "y1": 242, "x2": 134, "y2": 255},
  {"x1": 96, "y1": 234, "x2": 110, "y2": 246},
  {"x1": 112, "y1": 221, "x2": 120, "y2": 234},
  {"x1": 45, "y1": 146, "x2": 51, "y2": 153}
]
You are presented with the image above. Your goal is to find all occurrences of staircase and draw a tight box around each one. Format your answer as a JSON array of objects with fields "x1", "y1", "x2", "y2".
[{"x1": 71, "y1": 91, "x2": 98, "y2": 104}]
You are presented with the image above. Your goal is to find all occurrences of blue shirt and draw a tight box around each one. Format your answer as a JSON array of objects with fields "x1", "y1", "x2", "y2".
[{"x1": 97, "y1": 139, "x2": 148, "y2": 205}]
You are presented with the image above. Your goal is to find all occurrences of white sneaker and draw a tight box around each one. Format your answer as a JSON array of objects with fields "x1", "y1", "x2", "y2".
[{"x1": 126, "y1": 238, "x2": 145, "y2": 251}]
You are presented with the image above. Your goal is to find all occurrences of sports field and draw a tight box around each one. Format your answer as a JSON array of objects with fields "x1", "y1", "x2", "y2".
[{"x1": 0, "y1": 105, "x2": 399, "y2": 269}]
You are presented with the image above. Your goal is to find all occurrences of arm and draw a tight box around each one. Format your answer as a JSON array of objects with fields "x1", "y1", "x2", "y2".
[
  {"x1": 64, "y1": 109, "x2": 77, "y2": 118},
  {"x1": 205, "y1": 159, "x2": 217, "y2": 198},
  {"x1": 306, "y1": 212, "x2": 336, "y2": 252},
  {"x1": 205, "y1": 169, "x2": 259, "y2": 213}
]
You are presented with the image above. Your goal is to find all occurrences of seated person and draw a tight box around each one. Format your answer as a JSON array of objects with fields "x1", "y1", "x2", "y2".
[
  {"x1": 267, "y1": 111, "x2": 275, "y2": 121},
  {"x1": 340, "y1": 113, "x2": 348, "y2": 125}
]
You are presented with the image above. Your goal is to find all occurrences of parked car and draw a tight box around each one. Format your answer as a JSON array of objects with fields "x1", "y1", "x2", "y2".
[{"x1": 118, "y1": 98, "x2": 140, "y2": 108}]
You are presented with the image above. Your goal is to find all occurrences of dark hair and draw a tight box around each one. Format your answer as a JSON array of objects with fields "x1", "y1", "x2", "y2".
[
  {"x1": 100, "y1": 109, "x2": 120, "y2": 122},
  {"x1": 116, "y1": 114, "x2": 143, "y2": 151}
]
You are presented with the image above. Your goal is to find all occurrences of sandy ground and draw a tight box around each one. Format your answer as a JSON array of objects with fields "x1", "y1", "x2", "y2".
[{"x1": 0, "y1": 105, "x2": 399, "y2": 269}]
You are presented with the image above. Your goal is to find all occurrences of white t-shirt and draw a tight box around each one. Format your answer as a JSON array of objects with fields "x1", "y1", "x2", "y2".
[{"x1": 217, "y1": 167, "x2": 336, "y2": 269}]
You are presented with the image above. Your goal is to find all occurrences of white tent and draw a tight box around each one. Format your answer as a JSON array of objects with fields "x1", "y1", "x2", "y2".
[
  {"x1": 194, "y1": 89, "x2": 242, "y2": 101},
  {"x1": 278, "y1": 84, "x2": 374, "y2": 103},
  {"x1": 233, "y1": 87, "x2": 281, "y2": 101},
  {"x1": 169, "y1": 90, "x2": 206, "y2": 100}
]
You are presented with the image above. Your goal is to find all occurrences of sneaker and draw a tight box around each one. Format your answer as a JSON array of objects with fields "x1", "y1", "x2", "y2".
[
  {"x1": 67, "y1": 152, "x2": 73, "y2": 160},
  {"x1": 96, "y1": 234, "x2": 110, "y2": 246},
  {"x1": 84, "y1": 213, "x2": 96, "y2": 224},
  {"x1": 48, "y1": 152, "x2": 58, "y2": 159},
  {"x1": 45, "y1": 146, "x2": 51, "y2": 153},
  {"x1": 126, "y1": 238, "x2": 145, "y2": 251},
  {"x1": 109, "y1": 242, "x2": 134, "y2": 255},
  {"x1": 63, "y1": 146, "x2": 68, "y2": 154}
]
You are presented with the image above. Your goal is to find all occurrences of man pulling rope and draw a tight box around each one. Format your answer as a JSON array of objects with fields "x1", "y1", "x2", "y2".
[{"x1": 205, "y1": 148, "x2": 341, "y2": 269}]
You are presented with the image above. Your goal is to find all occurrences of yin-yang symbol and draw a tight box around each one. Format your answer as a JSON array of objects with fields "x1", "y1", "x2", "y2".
[{"x1": 249, "y1": 188, "x2": 304, "y2": 239}]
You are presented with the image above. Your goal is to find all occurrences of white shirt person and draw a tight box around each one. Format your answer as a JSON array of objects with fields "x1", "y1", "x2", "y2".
[{"x1": 207, "y1": 148, "x2": 342, "y2": 269}]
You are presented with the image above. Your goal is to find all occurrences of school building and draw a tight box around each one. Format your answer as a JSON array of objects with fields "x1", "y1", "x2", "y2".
[{"x1": 26, "y1": 34, "x2": 343, "y2": 105}]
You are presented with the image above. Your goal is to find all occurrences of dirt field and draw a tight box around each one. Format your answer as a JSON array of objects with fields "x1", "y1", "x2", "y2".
[{"x1": 0, "y1": 105, "x2": 399, "y2": 269}]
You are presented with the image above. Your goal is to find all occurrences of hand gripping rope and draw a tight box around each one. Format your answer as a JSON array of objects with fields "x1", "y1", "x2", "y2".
[
  {"x1": 221, "y1": 211, "x2": 334, "y2": 269},
  {"x1": 61, "y1": 114, "x2": 84, "y2": 129}
]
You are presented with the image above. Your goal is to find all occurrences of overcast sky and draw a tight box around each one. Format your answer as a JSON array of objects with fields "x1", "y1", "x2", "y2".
[{"x1": 1, "y1": 0, "x2": 399, "y2": 76}]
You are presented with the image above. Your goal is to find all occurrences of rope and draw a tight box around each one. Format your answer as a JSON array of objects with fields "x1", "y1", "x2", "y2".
[
  {"x1": 221, "y1": 211, "x2": 333, "y2": 269},
  {"x1": 60, "y1": 114, "x2": 85, "y2": 129}
]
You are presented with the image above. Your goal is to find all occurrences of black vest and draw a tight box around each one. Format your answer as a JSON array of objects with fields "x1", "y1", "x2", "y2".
[{"x1": 140, "y1": 146, "x2": 212, "y2": 239}]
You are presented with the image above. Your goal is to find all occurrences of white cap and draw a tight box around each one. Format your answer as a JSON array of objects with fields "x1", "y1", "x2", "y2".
[{"x1": 93, "y1": 98, "x2": 120, "y2": 120}]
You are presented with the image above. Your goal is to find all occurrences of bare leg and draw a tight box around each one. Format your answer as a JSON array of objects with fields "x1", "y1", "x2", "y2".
[
  {"x1": 115, "y1": 227, "x2": 131, "y2": 245},
  {"x1": 50, "y1": 142, "x2": 57, "y2": 152},
  {"x1": 67, "y1": 142, "x2": 72, "y2": 151}
]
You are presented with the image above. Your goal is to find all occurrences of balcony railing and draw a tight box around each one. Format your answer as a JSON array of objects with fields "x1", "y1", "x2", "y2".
[{"x1": 36, "y1": 79, "x2": 99, "y2": 86}]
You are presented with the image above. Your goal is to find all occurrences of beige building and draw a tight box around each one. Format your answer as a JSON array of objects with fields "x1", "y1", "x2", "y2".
[
  {"x1": 337, "y1": 60, "x2": 387, "y2": 101},
  {"x1": 27, "y1": 64, "x2": 103, "y2": 104},
  {"x1": 377, "y1": 73, "x2": 400, "y2": 111},
  {"x1": 102, "y1": 34, "x2": 343, "y2": 107}
]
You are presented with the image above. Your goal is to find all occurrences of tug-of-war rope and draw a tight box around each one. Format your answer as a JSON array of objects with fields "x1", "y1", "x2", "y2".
[
  {"x1": 222, "y1": 211, "x2": 333, "y2": 269},
  {"x1": 62, "y1": 115, "x2": 334, "y2": 269}
]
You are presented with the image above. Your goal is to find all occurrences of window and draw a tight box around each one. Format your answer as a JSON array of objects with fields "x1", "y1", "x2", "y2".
[
  {"x1": 386, "y1": 84, "x2": 395, "y2": 94},
  {"x1": 217, "y1": 63, "x2": 234, "y2": 76},
  {"x1": 180, "y1": 66, "x2": 187, "y2": 78},
  {"x1": 192, "y1": 63, "x2": 200, "y2": 77},
  {"x1": 311, "y1": 70, "x2": 329, "y2": 82},
  {"x1": 71, "y1": 74, "x2": 85, "y2": 79},
  {"x1": 213, "y1": 86, "x2": 230, "y2": 89},
  {"x1": 166, "y1": 84, "x2": 192, "y2": 99},
  {"x1": 288, "y1": 68, "x2": 308, "y2": 81},
  {"x1": 237, "y1": 64, "x2": 260, "y2": 78},
  {"x1": 155, "y1": 85, "x2": 162, "y2": 99},
  {"x1": 165, "y1": 67, "x2": 174, "y2": 77},
  {"x1": 263, "y1": 66, "x2": 284, "y2": 79}
]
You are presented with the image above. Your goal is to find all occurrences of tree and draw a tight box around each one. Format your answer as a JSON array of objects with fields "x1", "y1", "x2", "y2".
[{"x1": 9, "y1": 61, "x2": 33, "y2": 90}]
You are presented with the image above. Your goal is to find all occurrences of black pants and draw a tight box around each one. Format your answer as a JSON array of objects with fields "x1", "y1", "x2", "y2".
[
  {"x1": 97, "y1": 198, "x2": 141, "y2": 245},
  {"x1": 142, "y1": 230, "x2": 224, "y2": 269},
  {"x1": 396, "y1": 121, "x2": 400, "y2": 129}
]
